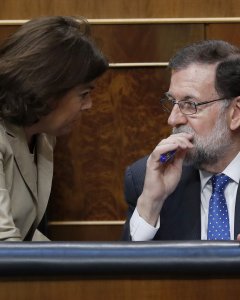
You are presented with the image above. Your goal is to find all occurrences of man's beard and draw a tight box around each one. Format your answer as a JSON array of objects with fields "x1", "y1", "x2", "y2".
[{"x1": 172, "y1": 110, "x2": 232, "y2": 169}]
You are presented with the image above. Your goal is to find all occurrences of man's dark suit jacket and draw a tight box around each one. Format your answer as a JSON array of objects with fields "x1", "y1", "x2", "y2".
[{"x1": 122, "y1": 156, "x2": 240, "y2": 240}]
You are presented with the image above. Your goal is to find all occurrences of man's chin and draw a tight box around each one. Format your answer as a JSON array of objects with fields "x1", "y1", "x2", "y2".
[
  {"x1": 183, "y1": 151, "x2": 202, "y2": 168},
  {"x1": 183, "y1": 150, "x2": 220, "y2": 169}
]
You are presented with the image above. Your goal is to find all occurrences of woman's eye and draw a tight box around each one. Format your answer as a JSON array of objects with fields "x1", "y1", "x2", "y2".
[{"x1": 79, "y1": 91, "x2": 90, "y2": 99}]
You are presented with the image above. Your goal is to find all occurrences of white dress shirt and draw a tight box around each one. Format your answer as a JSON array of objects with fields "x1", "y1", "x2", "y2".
[{"x1": 130, "y1": 153, "x2": 240, "y2": 241}]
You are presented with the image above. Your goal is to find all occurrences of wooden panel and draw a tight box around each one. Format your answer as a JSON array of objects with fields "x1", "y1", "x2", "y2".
[
  {"x1": 206, "y1": 24, "x2": 240, "y2": 47},
  {"x1": 1, "y1": 278, "x2": 240, "y2": 300},
  {"x1": 48, "y1": 67, "x2": 170, "y2": 221},
  {"x1": 1, "y1": 0, "x2": 240, "y2": 19},
  {"x1": 0, "y1": 24, "x2": 204, "y2": 63},
  {"x1": 0, "y1": 25, "x2": 18, "y2": 45},
  {"x1": 92, "y1": 24, "x2": 204, "y2": 62},
  {"x1": 48, "y1": 223, "x2": 123, "y2": 241}
]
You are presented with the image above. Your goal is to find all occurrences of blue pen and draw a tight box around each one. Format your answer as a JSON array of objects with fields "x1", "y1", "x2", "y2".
[{"x1": 159, "y1": 150, "x2": 176, "y2": 163}]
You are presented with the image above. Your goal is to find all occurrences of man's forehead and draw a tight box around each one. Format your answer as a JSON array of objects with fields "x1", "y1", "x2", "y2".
[
  {"x1": 169, "y1": 63, "x2": 218, "y2": 99},
  {"x1": 171, "y1": 62, "x2": 218, "y2": 75}
]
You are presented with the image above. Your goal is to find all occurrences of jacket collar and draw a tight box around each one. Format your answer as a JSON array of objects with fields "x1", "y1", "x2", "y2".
[
  {"x1": 4, "y1": 121, "x2": 55, "y2": 223},
  {"x1": 5, "y1": 121, "x2": 39, "y2": 200}
]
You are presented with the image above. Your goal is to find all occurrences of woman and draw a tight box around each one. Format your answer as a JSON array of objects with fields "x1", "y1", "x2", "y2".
[{"x1": 0, "y1": 16, "x2": 108, "y2": 241}]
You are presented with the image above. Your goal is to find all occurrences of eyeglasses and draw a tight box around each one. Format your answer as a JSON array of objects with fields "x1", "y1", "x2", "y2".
[{"x1": 160, "y1": 95, "x2": 229, "y2": 115}]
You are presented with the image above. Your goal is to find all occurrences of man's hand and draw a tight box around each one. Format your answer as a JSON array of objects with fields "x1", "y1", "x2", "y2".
[{"x1": 136, "y1": 132, "x2": 194, "y2": 226}]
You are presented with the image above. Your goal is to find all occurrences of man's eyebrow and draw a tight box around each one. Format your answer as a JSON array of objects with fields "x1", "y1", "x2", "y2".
[
  {"x1": 165, "y1": 92, "x2": 197, "y2": 101},
  {"x1": 181, "y1": 95, "x2": 196, "y2": 101}
]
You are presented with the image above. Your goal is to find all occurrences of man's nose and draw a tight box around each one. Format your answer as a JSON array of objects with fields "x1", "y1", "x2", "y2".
[{"x1": 167, "y1": 103, "x2": 188, "y2": 127}]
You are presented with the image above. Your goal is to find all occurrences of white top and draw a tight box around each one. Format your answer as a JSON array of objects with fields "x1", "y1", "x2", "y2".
[{"x1": 130, "y1": 152, "x2": 240, "y2": 241}]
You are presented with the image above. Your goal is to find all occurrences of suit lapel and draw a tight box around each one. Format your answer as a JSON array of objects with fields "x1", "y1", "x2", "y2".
[
  {"x1": 5, "y1": 122, "x2": 55, "y2": 227},
  {"x1": 158, "y1": 167, "x2": 201, "y2": 240},
  {"x1": 234, "y1": 183, "x2": 240, "y2": 239},
  {"x1": 5, "y1": 122, "x2": 38, "y2": 200},
  {"x1": 179, "y1": 169, "x2": 201, "y2": 239},
  {"x1": 35, "y1": 134, "x2": 55, "y2": 224}
]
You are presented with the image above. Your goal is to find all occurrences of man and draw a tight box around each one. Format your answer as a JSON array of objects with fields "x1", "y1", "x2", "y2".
[{"x1": 123, "y1": 40, "x2": 240, "y2": 241}]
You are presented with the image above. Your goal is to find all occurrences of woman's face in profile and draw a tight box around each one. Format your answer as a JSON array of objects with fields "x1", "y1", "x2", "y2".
[{"x1": 35, "y1": 82, "x2": 94, "y2": 136}]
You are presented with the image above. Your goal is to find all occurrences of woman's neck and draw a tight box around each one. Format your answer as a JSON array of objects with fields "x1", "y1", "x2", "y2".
[{"x1": 24, "y1": 125, "x2": 39, "y2": 153}]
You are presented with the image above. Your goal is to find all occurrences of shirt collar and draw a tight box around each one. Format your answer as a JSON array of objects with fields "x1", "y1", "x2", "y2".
[{"x1": 199, "y1": 152, "x2": 240, "y2": 191}]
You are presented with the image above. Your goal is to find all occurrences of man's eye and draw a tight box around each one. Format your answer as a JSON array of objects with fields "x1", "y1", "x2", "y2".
[{"x1": 182, "y1": 101, "x2": 194, "y2": 107}]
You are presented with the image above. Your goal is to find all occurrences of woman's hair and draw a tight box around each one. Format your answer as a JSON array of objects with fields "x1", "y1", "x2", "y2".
[{"x1": 0, "y1": 16, "x2": 108, "y2": 126}]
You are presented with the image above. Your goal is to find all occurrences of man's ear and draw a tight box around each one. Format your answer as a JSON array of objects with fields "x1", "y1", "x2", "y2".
[{"x1": 230, "y1": 96, "x2": 240, "y2": 130}]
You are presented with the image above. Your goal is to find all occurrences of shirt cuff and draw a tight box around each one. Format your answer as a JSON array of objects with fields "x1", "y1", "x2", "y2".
[{"x1": 130, "y1": 208, "x2": 160, "y2": 241}]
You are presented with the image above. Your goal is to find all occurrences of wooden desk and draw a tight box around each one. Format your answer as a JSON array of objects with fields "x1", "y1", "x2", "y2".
[{"x1": 0, "y1": 241, "x2": 240, "y2": 300}]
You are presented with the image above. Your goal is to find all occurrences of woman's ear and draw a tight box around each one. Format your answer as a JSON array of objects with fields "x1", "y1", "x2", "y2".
[{"x1": 230, "y1": 96, "x2": 240, "y2": 130}]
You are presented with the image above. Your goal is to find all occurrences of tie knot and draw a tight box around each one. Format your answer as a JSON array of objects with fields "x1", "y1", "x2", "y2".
[{"x1": 211, "y1": 173, "x2": 230, "y2": 193}]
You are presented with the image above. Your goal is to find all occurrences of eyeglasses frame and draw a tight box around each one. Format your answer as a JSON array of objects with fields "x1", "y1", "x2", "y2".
[{"x1": 160, "y1": 95, "x2": 231, "y2": 115}]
